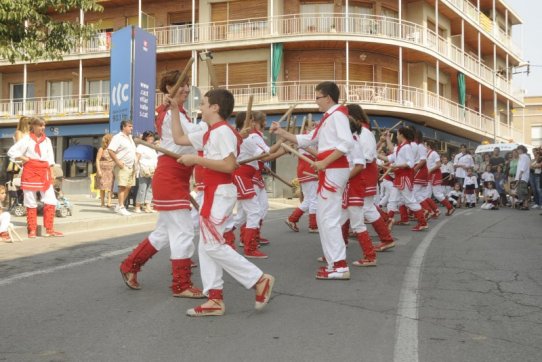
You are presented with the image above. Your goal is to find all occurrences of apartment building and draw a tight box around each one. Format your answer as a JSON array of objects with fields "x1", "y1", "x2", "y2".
[
  {"x1": 0, "y1": 0, "x2": 526, "y2": 191},
  {"x1": 514, "y1": 96, "x2": 542, "y2": 147}
]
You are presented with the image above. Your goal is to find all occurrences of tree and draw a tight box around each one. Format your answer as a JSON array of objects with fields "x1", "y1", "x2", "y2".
[{"x1": 0, "y1": 0, "x2": 103, "y2": 63}]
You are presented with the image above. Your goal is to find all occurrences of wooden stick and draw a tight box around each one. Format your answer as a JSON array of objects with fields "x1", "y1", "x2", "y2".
[
  {"x1": 373, "y1": 119, "x2": 381, "y2": 130},
  {"x1": 244, "y1": 95, "x2": 254, "y2": 130},
  {"x1": 7, "y1": 223, "x2": 23, "y2": 242},
  {"x1": 238, "y1": 152, "x2": 268, "y2": 165},
  {"x1": 302, "y1": 170, "x2": 318, "y2": 178},
  {"x1": 300, "y1": 116, "x2": 307, "y2": 135},
  {"x1": 307, "y1": 113, "x2": 313, "y2": 130},
  {"x1": 170, "y1": 57, "x2": 194, "y2": 96},
  {"x1": 285, "y1": 112, "x2": 292, "y2": 133},
  {"x1": 302, "y1": 146, "x2": 318, "y2": 157},
  {"x1": 263, "y1": 165, "x2": 293, "y2": 188},
  {"x1": 278, "y1": 105, "x2": 297, "y2": 125},
  {"x1": 281, "y1": 143, "x2": 316, "y2": 166},
  {"x1": 387, "y1": 120, "x2": 403, "y2": 132},
  {"x1": 133, "y1": 139, "x2": 200, "y2": 209},
  {"x1": 205, "y1": 58, "x2": 219, "y2": 89},
  {"x1": 379, "y1": 167, "x2": 393, "y2": 182}
]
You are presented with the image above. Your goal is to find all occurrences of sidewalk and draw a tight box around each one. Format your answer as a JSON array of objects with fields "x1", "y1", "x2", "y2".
[{"x1": 7, "y1": 195, "x2": 299, "y2": 238}]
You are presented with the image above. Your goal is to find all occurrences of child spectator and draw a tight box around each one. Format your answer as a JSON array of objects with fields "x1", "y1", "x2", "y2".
[
  {"x1": 463, "y1": 167, "x2": 478, "y2": 208},
  {"x1": 447, "y1": 182, "x2": 464, "y2": 208},
  {"x1": 0, "y1": 185, "x2": 11, "y2": 242},
  {"x1": 494, "y1": 165, "x2": 507, "y2": 206},
  {"x1": 481, "y1": 165, "x2": 495, "y2": 192},
  {"x1": 481, "y1": 181, "x2": 500, "y2": 210}
]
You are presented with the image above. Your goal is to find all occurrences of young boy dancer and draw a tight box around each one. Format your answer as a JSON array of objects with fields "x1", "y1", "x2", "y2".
[
  {"x1": 379, "y1": 127, "x2": 428, "y2": 235},
  {"x1": 271, "y1": 81, "x2": 354, "y2": 280},
  {"x1": 119, "y1": 74, "x2": 204, "y2": 298},
  {"x1": 425, "y1": 141, "x2": 455, "y2": 216},
  {"x1": 171, "y1": 88, "x2": 274, "y2": 316}
]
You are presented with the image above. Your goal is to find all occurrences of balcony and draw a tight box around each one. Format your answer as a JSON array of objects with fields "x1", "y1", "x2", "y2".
[
  {"x1": 0, "y1": 94, "x2": 109, "y2": 121},
  {"x1": 442, "y1": 0, "x2": 522, "y2": 58}
]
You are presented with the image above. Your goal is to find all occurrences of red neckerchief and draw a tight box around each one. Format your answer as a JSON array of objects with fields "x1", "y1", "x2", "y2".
[
  {"x1": 155, "y1": 105, "x2": 190, "y2": 137},
  {"x1": 250, "y1": 129, "x2": 263, "y2": 137},
  {"x1": 30, "y1": 133, "x2": 46, "y2": 156},
  {"x1": 361, "y1": 123, "x2": 370, "y2": 129},
  {"x1": 203, "y1": 120, "x2": 243, "y2": 155},
  {"x1": 311, "y1": 105, "x2": 349, "y2": 140}
]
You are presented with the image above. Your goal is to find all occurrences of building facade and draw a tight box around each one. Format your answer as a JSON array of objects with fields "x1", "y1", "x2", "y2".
[{"x1": 0, "y1": 0, "x2": 526, "y2": 192}]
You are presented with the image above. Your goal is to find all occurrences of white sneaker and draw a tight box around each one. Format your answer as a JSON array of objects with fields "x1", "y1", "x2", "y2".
[
  {"x1": 118, "y1": 207, "x2": 131, "y2": 216},
  {"x1": 532, "y1": 204, "x2": 539, "y2": 209},
  {"x1": 114, "y1": 204, "x2": 120, "y2": 212}
]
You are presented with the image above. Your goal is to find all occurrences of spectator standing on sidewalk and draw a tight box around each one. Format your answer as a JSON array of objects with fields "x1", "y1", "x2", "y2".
[
  {"x1": 95, "y1": 133, "x2": 114, "y2": 208},
  {"x1": 453, "y1": 144, "x2": 473, "y2": 188},
  {"x1": 489, "y1": 147, "x2": 505, "y2": 173},
  {"x1": 529, "y1": 147, "x2": 541, "y2": 209},
  {"x1": 507, "y1": 149, "x2": 519, "y2": 184},
  {"x1": 108, "y1": 120, "x2": 136, "y2": 216},
  {"x1": 134, "y1": 131, "x2": 158, "y2": 213},
  {"x1": 515, "y1": 145, "x2": 531, "y2": 210},
  {"x1": 494, "y1": 165, "x2": 507, "y2": 206}
]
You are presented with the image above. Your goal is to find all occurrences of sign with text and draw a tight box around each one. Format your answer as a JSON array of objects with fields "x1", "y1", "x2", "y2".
[
  {"x1": 132, "y1": 27, "x2": 156, "y2": 136},
  {"x1": 109, "y1": 26, "x2": 133, "y2": 133}
]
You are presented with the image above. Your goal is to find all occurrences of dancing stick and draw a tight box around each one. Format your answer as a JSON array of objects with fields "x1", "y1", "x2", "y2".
[
  {"x1": 134, "y1": 138, "x2": 200, "y2": 209},
  {"x1": 238, "y1": 153, "x2": 269, "y2": 165},
  {"x1": 278, "y1": 105, "x2": 297, "y2": 125},
  {"x1": 243, "y1": 95, "x2": 254, "y2": 130},
  {"x1": 263, "y1": 166, "x2": 293, "y2": 188},
  {"x1": 379, "y1": 167, "x2": 393, "y2": 182},
  {"x1": 281, "y1": 143, "x2": 316, "y2": 167},
  {"x1": 205, "y1": 57, "x2": 219, "y2": 89},
  {"x1": 170, "y1": 57, "x2": 194, "y2": 96},
  {"x1": 387, "y1": 120, "x2": 403, "y2": 132},
  {"x1": 373, "y1": 119, "x2": 381, "y2": 130},
  {"x1": 299, "y1": 116, "x2": 307, "y2": 135}
]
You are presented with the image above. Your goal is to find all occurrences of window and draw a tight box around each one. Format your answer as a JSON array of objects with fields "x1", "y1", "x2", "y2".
[
  {"x1": 348, "y1": 4, "x2": 373, "y2": 16},
  {"x1": 531, "y1": 126, "x2": 542, "y2": 146},
  {"x1": 47, "y1": 80, "x2": 72, "y2": 99},
  {"x1": 427, "y1": 78, "x2": 445, "y2": 96},
  {"x1": 381, "y1": 7, "x2": 398, "y2": 19},
  {"x1": 300, "y1": 3, "x2": 335, "y2": 32},
  {"x1": 126, "y1": 13, "x2": 156, "y2": 28},
  {"x1": 10, "y1": 83, "x2": 35, "y2": 101},
  {"x1": 87, "y1": 79, "x2": 110, "y2": 95}
]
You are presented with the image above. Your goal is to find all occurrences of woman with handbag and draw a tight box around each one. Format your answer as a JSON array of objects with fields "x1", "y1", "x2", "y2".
[{"x1": 134, "y1": 131, "x2": 158, "y2": 213}]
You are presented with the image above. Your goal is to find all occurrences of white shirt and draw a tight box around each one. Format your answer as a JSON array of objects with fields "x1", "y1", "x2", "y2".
[
  {"x1": 481, "y1": 171, "x2": 495, "y2": 183},
  {"x1": 296, "y1": 105, "x2": 354, "y2": 155},
  {"x1": 8, "y1": 134, "x2": 55, "y2": 165},
  {"x1": 484, "y1": 188, "x2": 499, "y2": 201},
  {"x1": 453, "y1": 152, "x2": 474, "y2": 178},
  {"x1": 238, "y1": 133, "x2": 265, "y2": 169},
  {"x1": 136, "y1": 144, "x2": 158, "y2": 171},
  {"x1": 463, "y1": 175, "x2": 478, "y2": 189},
  {"x1": 515, "y1": 153, "x2": 530, "y2": 182},
  {"x1": 347, "y1": 136, "x2": 366, "y2": 168},
  {"x1": 108, "y1": 131, "x2": 136, "y2": 167},
  {"x1": 161, "y1": 109, "x2": 208, "y2": 155},
  {"x1": 393, "y1": 142, "x2": 415, "y2": 168},
  {"x1": 188, "y1": 123, "x2": 238, "y2": 161},
  {"x1": 440, "y1": 161, "x2": 454, "y2": 174},
  {"x1": 426, "y1": 150, "x2": 441, "y2": 171},
  {"x1": 359, "y1": 127, "x2": 377, "y2": 162}
]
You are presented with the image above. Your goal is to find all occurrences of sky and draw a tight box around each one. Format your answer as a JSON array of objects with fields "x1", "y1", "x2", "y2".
[{"x1": 507, "y1": 0, "x2": 542, "y2": 96}]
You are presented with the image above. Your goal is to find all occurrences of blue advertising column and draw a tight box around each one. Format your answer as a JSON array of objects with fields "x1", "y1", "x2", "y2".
[
  {"x1": 132, "y1": 27, "x2": 156, "y2": 136},
  {"x1": 109, "y1": 26, "x2": 156, "y2": 135}
]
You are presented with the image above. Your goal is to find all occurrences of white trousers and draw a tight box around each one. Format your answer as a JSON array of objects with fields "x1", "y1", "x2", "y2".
[
  {"x1": 190, "y1": 191, "x2": 203, "y2": 230},
  {"x1": 413, "y1": 184, "x2": 428, "y2": 203},
  {"x1": 23, "y1": 186, "x2": 57, "y2": 208},
  {"x1": 0, "y1": 212, "x2": 11, "y2": 232},
  {"x1": 341, "y1": 205, "x2": 367, "y2": 233},
  {"x1": 465, "y1": 193, "x2": 476, "y2": 204},
  {"x1": 481, "y1": 202, "x2": 495, "y2": 209},
  {"x1": 149, "y1": 209, "x2": 195, "y2": 260},
  {"x1": 379, "y1": 179, "x2": 394, "y2": 208},
  {"x1": 233, "y1": 196, "x2": 260, "y2": 229},
  {"x1": 431, "y1": 184, "x2": 446, "y2": 202},
  {"x1": 198, "y1": 184, "x2": 262, "y2": 294},
  {"x1": 255, "y1": 186, "x2": 268, "y2": 222},
  {"x1": 389, "y1": 186, "x2": 421, "y2": 212},
  {"x1": 299, "y1": 181, "x2": 318, "y2": 214},
  {"x1": 362, "y1": 196, "x2": 381, "y2": 223},
  {"x1": 317, "y1": 168, "x2": 349, "y2": 267}
]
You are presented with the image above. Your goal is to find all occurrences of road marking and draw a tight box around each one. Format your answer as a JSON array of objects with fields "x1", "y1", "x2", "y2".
[
  {"x1": 0, "y1": 247, "x2": 133, "y2": 287},
  {"x1": 393, "y1": 210, "x2": 467, "y2": 362}
]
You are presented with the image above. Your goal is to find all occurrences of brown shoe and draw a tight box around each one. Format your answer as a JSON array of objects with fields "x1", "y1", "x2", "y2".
[
  {"x1": 352, "y1": 258, "x2": 377, "y2": 267},
  {"x1": 120, "y1": 267, "x2": 140, "y2": 290},
  {"x1": 255, "y1": 274, "x2": 275, "y2": 310},
  {"x1": 173, "y1": 286, "x2": 205, "y2": 299}
]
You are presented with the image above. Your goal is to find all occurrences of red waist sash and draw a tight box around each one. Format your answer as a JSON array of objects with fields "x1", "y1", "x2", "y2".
[
  {"x1": 393, "y1": 167, "x2": 413, "y2": 191},
  {"x1": 21, "y1": 159, "x2": 51, "y2": 191},
  {"x1": 233, "y1": 164, "x2": 257, "y2": 199},
  {"x1": 201, "y1": 169, "x2": 233, "y2": 218},
  {"x1": 152, "y1": 155, "x2": 193, "y2": 211}
]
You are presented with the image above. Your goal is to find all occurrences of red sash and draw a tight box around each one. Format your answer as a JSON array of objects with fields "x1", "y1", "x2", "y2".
[
  {"x1": 21, "y1": 159, "x2": 51, "y2": 191},
  {"x1": 413, "y1": 163, "x2": 429, "y2": 185},
  {"x1": 430, "y1": 168, "x2": 443, "y2": 186},
  {"x1": 29, "y1": 133, "x2": 46, "y2": 156},
  {"x1": 359, "y1": 160, "x2": 378, "y2": 197},
  {"x1": 152, "y1": 155, "x2": 193, "y2": 211},
  {"x1": 393, "y1": 168, "x2": 413, "y2": 191},
  {"x1": 346, "y1": 172, "x2": 365, "y2": 207},
  {"x1": 200, "y1": 169, "x2": 232, "y2": 218},
  {"x1": 316, "y1": 150, "x2": 349, "y2": 195},
  {"x1": 297, "y1": 155, "x2": 318, "y2": 183},
  {"x1": 233, "y1": 164, "x2": 256, "y2": 199}
]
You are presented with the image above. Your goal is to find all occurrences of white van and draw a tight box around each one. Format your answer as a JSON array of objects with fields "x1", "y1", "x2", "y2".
[{"x1": 475, "y1": 143, "x2": 534, "y2": 157}]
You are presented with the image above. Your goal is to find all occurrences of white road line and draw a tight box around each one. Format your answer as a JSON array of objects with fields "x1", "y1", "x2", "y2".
[
  {"x1": 393, "y1": 210, "x2": 466, "y2": 362},
  {"x1": 0, "y1": 247, "x2": 133, "y2": 287}
]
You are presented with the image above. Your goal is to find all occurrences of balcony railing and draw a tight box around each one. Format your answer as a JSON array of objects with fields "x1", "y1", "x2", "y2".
[
  {"x1": 146, "y1": 14, "x2": 518, "y2": 100},
  {"x1": 442, "y1": 0, "x2": 522, "y2": 58},
  {"x1": 1, "y1": 83, "x2": 520, "y2": 142},
  {"x1": 0, "y1": 94, "x2": 109, "y2": 119}
]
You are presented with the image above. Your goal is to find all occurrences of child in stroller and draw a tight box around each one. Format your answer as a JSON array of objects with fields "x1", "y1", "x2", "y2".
[{"x1": 7, "y1": 164, "x2": 73, "y2": 218}]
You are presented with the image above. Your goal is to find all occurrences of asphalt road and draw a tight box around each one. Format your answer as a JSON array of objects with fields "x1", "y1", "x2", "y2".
[{"x1": 0, "y1": 207, "x2": 541, "y2": 362}]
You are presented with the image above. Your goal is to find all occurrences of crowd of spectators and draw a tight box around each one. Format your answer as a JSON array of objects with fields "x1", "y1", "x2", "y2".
[{"x1": 442, "y1": 145, "x2": 542, "y2": 211}]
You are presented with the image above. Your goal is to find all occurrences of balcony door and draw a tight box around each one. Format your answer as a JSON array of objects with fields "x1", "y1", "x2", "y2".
[
  {"x1": 300, "y1": 4, "x2": 335, "y2": 33},
  {"x1": 46, "y1": 80, "x2": 72, "y2": 114},
  {"x1": 87, "y1": 79, "x2": 110, "y2": 112},
  {"x1": 10, "y1": 83, "x2": 35, "y2": 115}
]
